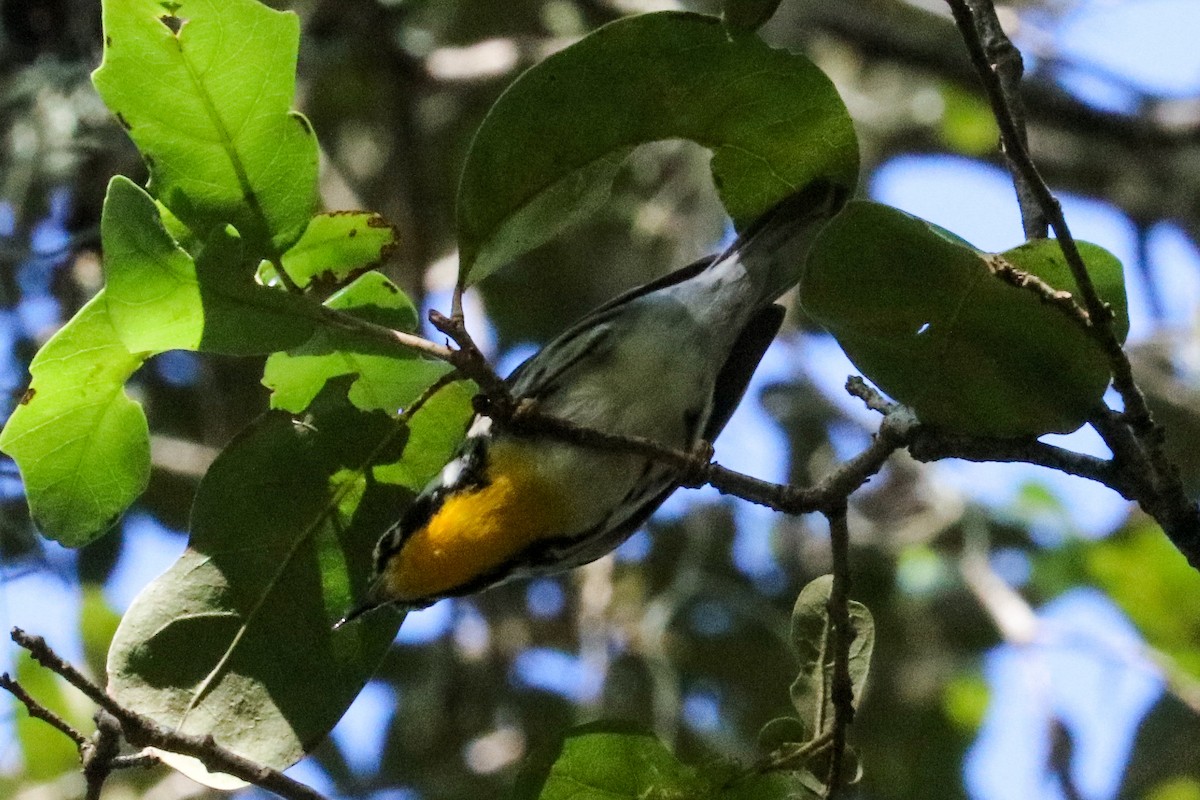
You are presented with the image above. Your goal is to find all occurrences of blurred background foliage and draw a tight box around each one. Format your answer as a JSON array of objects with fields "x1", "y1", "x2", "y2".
[{"x1": 4, "y1": 0, "x2": 1200, "y2": 799}]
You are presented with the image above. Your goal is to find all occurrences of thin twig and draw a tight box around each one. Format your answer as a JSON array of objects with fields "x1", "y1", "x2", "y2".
[
  {"x1": 398, "y1": 369, "x2": 465, "y2": 422},
  {"x1": 112, "y1": 752, "x2": 162, "y2": 770},
  {"x1": 427, "y1": 309, "x2": 514, "y2": 410},
  {"x1": 944, "y1": 0, "x2": 1137, "y2": 409},
  {"x1": 985, "y1": 254, "x2": 1092, "y2": 327},
  {"x1": 726, "y1": 732, "x2": 835, "y2": 787},
  {"x1": 907, "y1": 426, "x2": 1129, "y2": 495},
  {"x1": 958, "y1": 0, "x2": 1047, "y2": 238},
  {"x1": 269, "y1": 256, "x2": 303, "y2": 294},
  {"x1": 0, "y1": 671, "x2": 88, "y2": 746},
  {"x1": 823, "y1": 506, "x2": 854, "y2": 797},
  {"x1": 83, "y1": 710, "x2": 123, "y2": 800},
  {"x1": 312, "y1": 303, "x2": 454, "y2": 362},
  {"x1": 10, "y1": 628, "x2": 329, "y2": 800}
]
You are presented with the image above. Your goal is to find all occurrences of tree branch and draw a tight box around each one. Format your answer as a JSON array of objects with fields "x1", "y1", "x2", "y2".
[
  {"x1": 7, "y1": 628, "x2": 330, "y2": 800},
  {"x1": 936, "y1": 2, "x2": 1039, "y2": 236},
  {"x1": 823, "y1": 506, "x2": 855, "y2": 798},
  {"x1": 0, "y1": 671, "x2": 88, "y2": 746},
  {"x1": 944, "y1": 0, "x2": 1200, "y2": 570}
]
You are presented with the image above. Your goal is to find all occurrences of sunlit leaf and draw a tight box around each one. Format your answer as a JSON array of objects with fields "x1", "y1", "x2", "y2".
[
  {"x1": 263, "y1": 271, "x2": 452, "y2": 413},
  {"x1": 92, "y1": 0, "x2": 318, "y2": 254},
  {"x1": 273, "y1": 211, "x2": 399, "y2": 290},
  {"x1": 939, "y1": 84, "x2": 1000, "y2": 155},
  {"x1": 802, "y1": 201, "x2": 1128, "y2": 436},
  {"x1": 0, "y1": 294, "x2": 149, "y2": 545},
  {"x1": 457, "y1": 11, "x2": 857, "y2": 283},
  {"x1": 102, "y1": 176, "x2": 318, "y2": 355}
]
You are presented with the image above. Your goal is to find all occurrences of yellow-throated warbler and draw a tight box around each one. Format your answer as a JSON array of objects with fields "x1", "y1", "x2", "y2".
[{"x1": 339, "y1": 180, "x2": 844, "y2": 625}]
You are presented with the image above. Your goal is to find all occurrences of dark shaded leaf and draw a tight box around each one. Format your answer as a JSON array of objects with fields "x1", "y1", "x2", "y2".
[
  {"x1": 107, "y1": 392, "x2": 415, "y2": 782},
  {"x1": 457, "y1": 11, "x2": 857, "y2": 283},
  {"x1": 802, "y1": 201, "x2": 1128, "y2": 436},
  {"x1": 789, "y1": 575, "x2": 875, "y2": 734}
]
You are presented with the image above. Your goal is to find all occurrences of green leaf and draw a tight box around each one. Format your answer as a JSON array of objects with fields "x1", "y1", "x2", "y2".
[
  {"x1": 1147, "y1": 777, "x2": 1200, "y2": 800},
  {"x1": 263, "y1": 271, "x2": 452, "y2": 413},
  {"x1": 939, "y1": 84, "x2": 1000, "y2": 155},
  {"x1": 275, "y1": 211, "x2": 400, "y2": 290},
  {"x1": 514, "y1": 722, "x2": 707, "y2": 800},
  {"x1": 0, "y1": 293, "x2": 149, "y2": 545},
  {"x1": 457, "y1": 11, "x2": 857, "y2": 283},
  {"x1": 107, "y1": 397, "x2": 405, "y2": 782},
  {"x1": 105, "y1": 381, "x2": 470, "y2": 779},
  {"x1": 92, "y1": 0, "x2": 318, "y2": 254},
  {"x1": 100, "y1": 175, "x2": 197, "y2": 350},
  {"x1": 14, "y1": 653, "x2": 88, "y2": 781},
  {"x1": 801, "y1": 201, "x2": 1129, "y2": 437},
  {"x1": 723, "y1": 0, "x2": 785, "y2": 31},
  {"x1": 102, "y1": 177, "x2": 319, "y2": 355},
  {"x1": 372, "y1": 379, "x2": 475, "y2": 490},
  {"x1": 789, "y1": 575, "x2": 875, "y2": 735}
]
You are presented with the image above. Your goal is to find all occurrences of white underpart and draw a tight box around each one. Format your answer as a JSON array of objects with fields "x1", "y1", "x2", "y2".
[{"x1": 522, "y1": 296, "x2": 718, "y2": 537}]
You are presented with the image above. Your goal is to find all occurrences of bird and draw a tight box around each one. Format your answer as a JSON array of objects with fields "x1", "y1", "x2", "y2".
[{"x1": 337, "y1": 179, "x2": 845, "y2": 627}]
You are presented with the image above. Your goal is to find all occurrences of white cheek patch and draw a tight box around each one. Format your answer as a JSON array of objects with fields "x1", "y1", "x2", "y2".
[{"x1": 467, "y1": 416, "x2": 493, "y2": 438}]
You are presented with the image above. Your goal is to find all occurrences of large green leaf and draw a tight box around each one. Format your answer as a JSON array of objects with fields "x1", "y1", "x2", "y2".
[
  {"x1": 263, "y1": 271, "x2": 452, "y2": 413},
  {"x1": 102, "y1": 176, "x2": 317, "y2": 355},
  {"x1": 456, "y1": 11, "x2": 858, "y2": 283},
  {"x1": 92, "y1": 0, "x2": 318, "y2": 254},
  {"x1": 106, "y1": 383, "x2": 472, "y2": 779},
  {"x1": 802, "y1": 201, "x2": 1128, "y2": 437},
  {"x1": 789, "y1": 575, "x2": 875, "y2": 737},
  {"x1": 0, "y1": 294, "x2": 149, "y2": 545}
]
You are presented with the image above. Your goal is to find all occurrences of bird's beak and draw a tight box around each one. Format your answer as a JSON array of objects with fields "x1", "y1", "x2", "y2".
[
  {"x1": 333, "y1": 600, "x2": 382, "y2": 630},
  {"x1": 333, "y1": 579, "x2": 390, "y2": 630}
]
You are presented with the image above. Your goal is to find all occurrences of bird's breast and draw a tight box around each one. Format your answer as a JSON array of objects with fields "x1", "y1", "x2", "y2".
[{"x1": 379, "y1": 439, "x2": 578, "y2": 603}]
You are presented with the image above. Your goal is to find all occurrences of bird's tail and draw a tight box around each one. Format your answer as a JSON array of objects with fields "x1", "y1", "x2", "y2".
[{"x1": 716, "y1": 179, "x2": 848, "y2": 311}]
